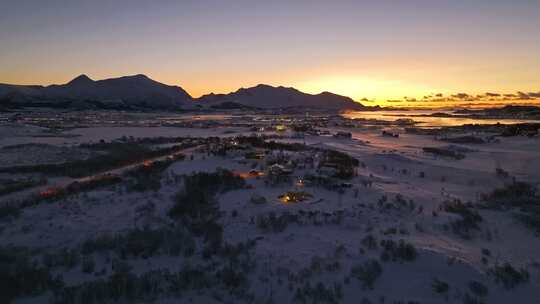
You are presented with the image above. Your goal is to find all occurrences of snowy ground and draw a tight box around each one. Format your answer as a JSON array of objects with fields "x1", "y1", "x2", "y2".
[{"x1": 1, "y1": 115, "x2": 540, "y2": 304}]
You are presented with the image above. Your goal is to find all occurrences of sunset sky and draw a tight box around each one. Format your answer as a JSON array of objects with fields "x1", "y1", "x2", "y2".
[{"x1": 1, "y1": 0, "x2": 539, "y2": 107}]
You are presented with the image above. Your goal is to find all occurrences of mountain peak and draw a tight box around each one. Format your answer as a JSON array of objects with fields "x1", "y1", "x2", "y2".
[
  {"x1": 253, "y1": 84, "x2": 274, "y2": 89},
  {"x1": 67, "y1": 74, "x2": 93, "y2": 85},
  {"x1": 128, "y1": 74, "x2": 150, "y2": 80}
]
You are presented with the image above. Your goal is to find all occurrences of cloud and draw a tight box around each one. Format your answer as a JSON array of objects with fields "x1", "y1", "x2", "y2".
[
  {"x1": 451, "y1": 93, "x2": 470, "y2": 99},
  {"x1": 382, "y1": 89, "x2": 540, "y2": 105},
  {"x1": 517, "y1": 91, "x2": 531, "y2": 99}
]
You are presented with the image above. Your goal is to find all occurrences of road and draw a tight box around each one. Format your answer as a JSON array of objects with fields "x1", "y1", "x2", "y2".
[{"x1": 0, "y1": 145, "x2": 202, "y2": 206}]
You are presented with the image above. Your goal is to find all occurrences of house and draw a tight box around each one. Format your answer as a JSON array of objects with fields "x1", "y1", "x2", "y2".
[{"x1": 267, "y1": 164, "x2": 293, "y2": 176}]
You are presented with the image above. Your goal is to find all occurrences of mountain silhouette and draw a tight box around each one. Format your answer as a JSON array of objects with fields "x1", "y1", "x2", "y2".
[
  {"x1": 0, "y1": 74, "x2": 191, "y2": 110},
  {"x1": 197, "y1": 84, "x2": 365, "y2": 110},
  {"x1": 1, "y1": 75, "x2": 365, "y2": 111}
]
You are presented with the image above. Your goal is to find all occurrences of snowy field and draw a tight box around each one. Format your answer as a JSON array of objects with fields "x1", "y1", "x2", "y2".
[{"x1": 1, "y1": 114, "x2": 540, "y2": 304}]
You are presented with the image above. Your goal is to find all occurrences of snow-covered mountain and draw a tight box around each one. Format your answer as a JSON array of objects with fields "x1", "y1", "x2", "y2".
[
  {"x1": 0, "y1": 76, "x2": 366, "y2": 111},
  {"x1": 0, "y1": 74, "x2": 192, "y2": 110},
  {"x1": 196, "y1": 84, "x2": 365, "y2": 110}
]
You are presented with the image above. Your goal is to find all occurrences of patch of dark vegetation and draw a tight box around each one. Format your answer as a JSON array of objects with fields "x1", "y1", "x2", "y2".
[
  {"x1": 303, "y1": 174, "x2": 347, "y2": 192},
  {"x1": 255, "y1": 209, "x2": 345, "y2": 233},
  {"x1": 375, "y1": 194, "x2": 417, "y2": 215},
  {"x1": 423, "y1": 147, "x2": 465, "y2": 160},
  {"x1": 236, "y1": 136, "x2": 308, "y2": 151},
  {"x1": 0, "y1": 204, "x2": 21, "y2": 220},
  {"x1": 361, "y1": 235, "x2": 378, "y2": 250},
  {"x1": 42, "y1": 248, "x2": 80, "y2": 269},
  {"x1": 256, "y1": 212, "x2": 291, "y2": 232},
  {"x1": 174, "y1": 169, "x2": 246, "y2": 203},
  {"x1": 293, "y1": 281, "x2": 343, "y2": 304},
  {"x1": 379, "y1": 239, "x2": 417, "y2": 262},
  {"x1": 169, "y1": 169, "x2": 245, "y2": 254},
  {"x1": 462, "y1": 293, "x2": 485, "y2": 304},
  {"x1": 81, "y1": 226, "x2": 195, "y2": 259},
  {"x1": 432, "y1": 278, "x2": 449, "y2": 294},
  {"x1": 409, "y1": 121, "x2": 540, "y2": 138},
  {"x1": 0, "y1": 177, "x2": 46, "y2": 196},
  {"x1": 350, "y1": 259, "x2": 383, "y2": 289},
  {"x1": 114, "y1": 136, "x2": 197, "y2": 146},
  {"x1": 482, "y1": 181, "x2": 539, "y2": 208},
  {"x1": 0, "y1": 142, "x2": 187, "y2": 178},
  {"x1": 9, "y1": 227, "x2": 257, "y2": 303},
  {"x1": 488, "y1": 263, "x2": 529, "y2": 289},
  {"x1": 495, "y1": 167, "x2": 510, "y2": 178},
  {"x1": 126, "y1": 157, "x2": 181, "y2": 192},
  {"x1": 468, "y1": 280, "x2": 488, "y2": 297},
  {"x1": 441, "y1": 136, "x2": 485, "y2": 144},
  {"x1": 20, "y1": 174, "x2": 122, "y2": 207},
  {"x1": 66, "y1": 174, "x2": 122, "y2": 193},
  {"x1": 320, "y1": 149, "x2": 360, "y2": 179},
  {"x1": 481, "y1": 181, "x2": 540, "y2": 233},
  {"x1": 500, "y1": 123, "x2": 540, "y2": 137},
  {"x1": 442, "y1": 199, "x2": 482, "y2": 239},
  {"x1": 52, "y1": 257, "x2": 255, "y2": 304},
  {"x1": 211, "y1": 101, "x2": 258, "y2": 110},
  {"x1": 0, "y1": 246, "x2": 62, "y2": 304}
]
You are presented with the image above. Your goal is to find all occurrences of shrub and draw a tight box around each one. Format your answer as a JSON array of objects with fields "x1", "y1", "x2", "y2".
[
  {"x1": 380, "y1": 239, "x2": 417, "y2": 262},
  {"x1": 482, "y1": 182, "x2": 540, "y2": 232},
  {"x1": 321, "y1": 150, "x2": 359, "y2": 179},
  {"x1": 482, "y1": 181, "x2": 538, "y2": 208},
  {"x1": 81, "y1": 227, "x2": 191, "y2": 259},
  {"x1": 0, "y1": 178, "x2": 46, "y2": 196},
  {"x1": 423, "y1": 147, "x2": 465, "y2": 160},
  {"x1": 82, "y1": 256, "x2": 95, "y2": 274},
  {"x1": 216, "y1": 266, "x2": 247, "y2": 290},
  {"x1": 0, "y1": 246, "x2": 61, "y2": 303},
  {"x1": 0, "y1": 204, "x2": 20, "y2": 220},
  {"x1": 293, "y1": 281, "x2": 343, "y2": 304},
  {"x1": 169, "y1": 169, "x2": 245, "y2": 222},
  {"x1": 351, "y1": 260, "x2": 383, "y2": 289},
  {"x1": 442, "y1": 200, "x2": 482, "y2": 239},
  {"x1": 43, "y1": 248, "x2": 80, "y2": 269},
  {"x1": 489, "y1": 263, "x2": 529, "y2": 289},
  {"x1": 462, "y1": 293, "x2": 484, "y2": 304},
  {"x1": 432, "y1": 279, "x2": 449, "y2": 294},
  {"x1": 361, "y1": 235, "x2": 378, "y2": 250},
  {"x1": 468, "y1": 280, "x2": 488, "y2": 297},
  {"x1": 256, "y1": 212, "x2": 291, "y2": 233},
  {"x1": 126, "y1": 159, "x2": 177, "y2": 192}
]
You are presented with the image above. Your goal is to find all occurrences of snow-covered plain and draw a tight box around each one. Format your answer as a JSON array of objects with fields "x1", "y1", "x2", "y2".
[{"x1": 1, "y1": 113, "x2": 540, "y2": 304}]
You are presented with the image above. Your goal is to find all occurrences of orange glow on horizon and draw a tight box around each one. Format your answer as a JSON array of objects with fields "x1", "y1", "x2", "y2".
[{"x1": 2, "y1": 72, "x2": 540, "y2": 109}]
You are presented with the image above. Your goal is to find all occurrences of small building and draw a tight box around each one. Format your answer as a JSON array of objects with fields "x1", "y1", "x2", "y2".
[{"x1": 267, "y1": 164, "x2": 293, "y2": 176}]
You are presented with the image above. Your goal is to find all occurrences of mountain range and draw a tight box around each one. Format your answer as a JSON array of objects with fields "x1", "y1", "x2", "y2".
[{"x1": 0, "y1": 74, "x2": 365, "y2": 111}]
